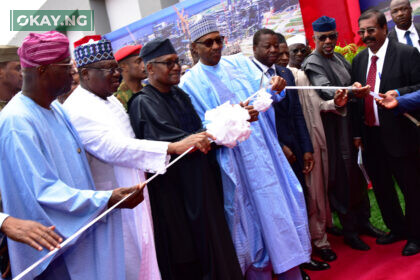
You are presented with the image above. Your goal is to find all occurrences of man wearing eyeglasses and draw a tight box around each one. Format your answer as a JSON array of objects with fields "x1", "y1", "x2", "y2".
[
  {"x1": 65, "y1": 35, "x2": 218, "y2": 280},
  {"x1": 388, "y1": 0, "x2": 420, "y2": 52},
  {"x1": 0, "y1": 31, "x2": 147, "y2": 280},
  {"x1": 351, "y1": 9, "x2": 420, "y2": 256},
  {"x1": 128, "y1": 37, "x2": 243, "y2": 280},
  {"x1": 302, "y1": 16, "x2": 385, "y2": 252},
  {"x1": 180, "y1": 15, "x2": 311, "y2": 280}
]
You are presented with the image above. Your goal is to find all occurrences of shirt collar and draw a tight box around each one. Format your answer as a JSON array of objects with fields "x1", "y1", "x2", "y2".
[
  {"x1": 368, "y1": 37, "x2": 389, "y2": 61},
  {"x1": 395, "y1": 22, "x2": 416, "y2": 36},
  {"x1": 252, "y1": 57, "x2": 276, "y2": 74}
]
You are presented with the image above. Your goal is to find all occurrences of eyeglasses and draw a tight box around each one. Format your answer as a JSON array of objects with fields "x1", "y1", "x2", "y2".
[
  {"x1": 151, "y1": 58, "x2": 180, "y2": 69},
  {"x1": 291, "y1": 48, "x2": 308, "y2": 54},
  {"x1": 357, "y1": 28, "x2": 377, "y2": 36},
  {"x1": 83, "y1": 67, "x2": 123, "y2": 74},
  {"x1": 195, "y1": 36, "x2": 225, "y2": 48},
  {"x1": 315, "y1": 33, "x2": 338, "y2": 41}
]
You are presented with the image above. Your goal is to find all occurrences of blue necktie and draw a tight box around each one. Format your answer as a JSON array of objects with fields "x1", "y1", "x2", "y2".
[
  {"x1": 405, "y1": 30, "x2": 413, "y2": 46},
  {"x1": 266, "y1": 68, "x2": 275, "y2": 77}
]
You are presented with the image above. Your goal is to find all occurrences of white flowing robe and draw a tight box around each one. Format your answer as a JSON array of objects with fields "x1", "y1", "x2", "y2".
[{"x1": 64, "y1": 87, "x2": 170, "y2": 280}]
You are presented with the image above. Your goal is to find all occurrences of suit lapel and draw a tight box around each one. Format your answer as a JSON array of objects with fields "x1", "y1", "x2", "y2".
[
  {"x1": 379, "y1": 41, "x2": 396, "y2": 93},
  {"x1": 275, "y1": 65, "x2": 291, "y2": 113},
  {"x1": 359, "y1": 50, "x2": 369, "y2": 85}
]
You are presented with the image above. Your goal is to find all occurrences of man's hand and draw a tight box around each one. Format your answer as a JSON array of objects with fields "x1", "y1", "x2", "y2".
[
  {"x1": 240, "y1": 100, "x2": 259, "y2": 122},
  {"x1": 376, "y1": 91, "x2": 399, "y2": 109},
  {"x1": 354, "y1": 138, "x2": 363, "y2": 150},
  {"x1": 302, "y1": 152, "x2": 315, "y2": 174},
  {"x1": 1, "y1": 217, "x2": 62, "y2": 251},
  {"x1": 109, "y1": 183, "x2": 146, "y2": 209},
  {"x1": 334, "y1": 89, "x2": 348, "y2": 107},
  {"x1": 352, "y1": 82, "x2": 370, "y2": 98},
  {"x1": 270, "y1": 76, "x2": 287, "y2": 92},
  {"x1": 282, "y1": 145, "x2": 296, "y2": 164},
  {"x1": 168, "y1": 132, "x2": 215, "y2": 154}
]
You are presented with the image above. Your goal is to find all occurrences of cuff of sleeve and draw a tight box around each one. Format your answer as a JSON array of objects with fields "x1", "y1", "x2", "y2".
[
  {"x1": 142, "y1": 142, "x2": 171, "y2": 174},
  {"x1": 0, "y1": 213, "x2": 10, "y2": 229},
  {"x1": 395, "y1": 89, "x2": 401, "y2": 96}
]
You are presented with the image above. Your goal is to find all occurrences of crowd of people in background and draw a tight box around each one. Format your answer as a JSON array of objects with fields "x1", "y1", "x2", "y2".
[{"x1": 0, "y1": 0, "x2": 418, "y2": 279}]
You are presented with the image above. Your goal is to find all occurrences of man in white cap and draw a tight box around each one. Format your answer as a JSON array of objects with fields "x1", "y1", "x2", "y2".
[{"x1": 180, "y1": 15, "x2": 311, "y2": 280}]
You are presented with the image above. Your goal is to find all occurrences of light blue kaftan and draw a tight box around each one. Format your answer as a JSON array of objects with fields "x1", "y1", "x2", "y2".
[
  {"x1": 179, "y1": 54, "x2": 311, "y2": 275},
  {"x1": 0, "y1": 93, "x2": 125, "y2": 280}
]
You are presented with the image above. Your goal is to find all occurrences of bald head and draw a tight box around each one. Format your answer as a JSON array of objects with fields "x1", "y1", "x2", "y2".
[{"x1": 390, "y1": 0, "x2": 412, "y2": 30}]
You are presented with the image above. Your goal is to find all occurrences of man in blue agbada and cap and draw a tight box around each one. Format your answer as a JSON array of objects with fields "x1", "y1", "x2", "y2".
[
  {"x1": 302, "y1": 16, "x2": 385, "y2": 256},
  {"x1": 180, "y1": 15, "x2": 311, "y2": 280},
  {"x1": 128, "y1": 37, "x2": 243, "y2": 280}
]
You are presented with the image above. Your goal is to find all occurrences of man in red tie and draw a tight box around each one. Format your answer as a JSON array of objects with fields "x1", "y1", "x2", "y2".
[{"x1": 351, "y1": 9, "x2": 420, "y2": 256}]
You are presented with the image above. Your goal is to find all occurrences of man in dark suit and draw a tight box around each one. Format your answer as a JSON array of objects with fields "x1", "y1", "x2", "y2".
[
  {"x1": 388, "y1": 0, "x2": 420, "y2": 52},
  {"x1": 352, "y1": 9, "x2": 420, "y2": 256},
  {"x1": 251, "y1": 29, "x2": 331, "y2": 277}
]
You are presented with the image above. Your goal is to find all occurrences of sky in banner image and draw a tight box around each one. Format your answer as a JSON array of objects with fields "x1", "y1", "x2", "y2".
[{"x1": 105, "y1": 0, "x2": 304, "y2": 65}]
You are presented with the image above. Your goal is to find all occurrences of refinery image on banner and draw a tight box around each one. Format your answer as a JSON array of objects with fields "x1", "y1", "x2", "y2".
[{"x1": 105, "y1": 0, "x2": 304, "y2": 65}]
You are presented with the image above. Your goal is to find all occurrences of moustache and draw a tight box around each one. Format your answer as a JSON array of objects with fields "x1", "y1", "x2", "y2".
[{"x1": 363, "y1": 37, "x2": 376, "y2": 43}]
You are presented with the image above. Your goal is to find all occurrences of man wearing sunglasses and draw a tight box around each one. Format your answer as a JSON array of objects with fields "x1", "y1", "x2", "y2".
[
  {"x1": 351, "y1": 9, "x2": 420, "y2": 256},
  {"x1": 302, "y1": 16, "x2": 385, "y2": 252},
  {"x1": 180, "y1": 15, "x2": 311, "y2": 280}
]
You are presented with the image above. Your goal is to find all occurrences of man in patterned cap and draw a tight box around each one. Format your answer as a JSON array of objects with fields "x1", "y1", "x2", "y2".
[
  {"x1": 65, "y1": 35, "x2": 210, "y2": 280},
  {"x1": 0, "y1": 31, "x2": 145, "y2": 280},
  {"x1": 113, "y1": 45, "x2": 146, "y2": 111},
  {"x1": 180, "y1": 15, "x2": 310, "y2": 280},
  {"x1": 129, "y1": 37, "x2": 243, "y2": 280},
  {"x1": 0, "y1": 46, "x2": 22, "y2": 111},
  {"x1": 302, "y1": 16, "x2": 385, "y2": 253}
]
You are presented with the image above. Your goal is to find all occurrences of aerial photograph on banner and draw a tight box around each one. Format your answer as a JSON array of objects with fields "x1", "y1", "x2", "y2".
[{"x1": 105, "y1": 0, "x2": 305, "y2": 65}]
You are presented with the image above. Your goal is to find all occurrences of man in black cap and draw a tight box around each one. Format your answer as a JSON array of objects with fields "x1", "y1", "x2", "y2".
[
  {"x1": 302, "y1": 16, "x2": 385, "y2": 253},
  {"x1": 129, "y1": 37, "x2": 243, "y2": 280}
]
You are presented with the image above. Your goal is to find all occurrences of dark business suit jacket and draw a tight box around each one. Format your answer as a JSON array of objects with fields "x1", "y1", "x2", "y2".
[
  {"x1": 351, "y1": 39, "x2": 420, "y2": 157},
  {"x1": 388, "y1": 22, "x2": 420, "y2": 45},
  {"x1": 273, "y1": 64, "x2": 313, "y2": 159}
]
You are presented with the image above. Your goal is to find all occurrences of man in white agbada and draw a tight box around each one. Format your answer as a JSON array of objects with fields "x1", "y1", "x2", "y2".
[{"x1": 64, "y1": 36, "x2": 208, "y2": 280}]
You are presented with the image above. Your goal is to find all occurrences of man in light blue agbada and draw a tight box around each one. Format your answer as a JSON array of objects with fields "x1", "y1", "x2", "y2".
[
  {"x1": 0, "y1": 31, "x2": 144, "y2": 280},
  {"x1": 180, "y1": 16, "x2": 311, "y2": 280}
]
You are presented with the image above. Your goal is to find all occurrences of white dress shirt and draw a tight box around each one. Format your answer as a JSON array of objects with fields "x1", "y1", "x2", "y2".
[
  {"x1": 367, "y1": 38, "x2": 389, "y2": 126},
  {"x1": 395, "y1": 22, "x2": 420, "y2": 52},
  {"x1": 64, "y1": 87, "x2": 166, "y2": 280}
]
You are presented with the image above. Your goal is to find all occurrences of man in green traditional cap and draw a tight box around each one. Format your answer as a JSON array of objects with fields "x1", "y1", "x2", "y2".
[{"x1": 0, "y1": 45, "x2": 22, "y2": 111}]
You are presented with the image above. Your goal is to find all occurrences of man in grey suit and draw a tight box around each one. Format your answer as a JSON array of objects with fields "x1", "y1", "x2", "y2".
[{"x1": 388, "y1": 0, "x2": 420, "y2": 52}]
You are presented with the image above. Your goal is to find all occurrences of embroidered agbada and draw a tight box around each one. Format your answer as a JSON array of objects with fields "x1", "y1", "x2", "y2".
[
  {"x1": 0, "y1": 93, "x2": 125, "y2": 279},
  {"x1": 179, "y1": 53, "x2": 311, "y2": 275},
  {"x1": 64, "y1": 86, "x2": 168, "y2": 280}
]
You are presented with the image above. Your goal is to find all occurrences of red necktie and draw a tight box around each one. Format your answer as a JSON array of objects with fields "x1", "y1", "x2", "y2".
[{"x1": 364, "y1": 55, "x2": 378, "y2": 126}]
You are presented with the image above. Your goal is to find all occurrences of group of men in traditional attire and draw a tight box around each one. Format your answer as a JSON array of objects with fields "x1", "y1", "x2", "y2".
[{"x1": 0, "y1": 1, "x2": 419, "y2": 280}]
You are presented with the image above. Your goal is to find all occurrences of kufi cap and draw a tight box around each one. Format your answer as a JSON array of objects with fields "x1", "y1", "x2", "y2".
[
  {"x1": 189, "y1": 14, "x2": 219, "y2": 42},
  {"x1": 73, "y1": 35, "x2": 115, "y2": 68},
  {"x1": 18, "y1": 31, "x2": 70, "y2": 68},
  {"x1": 114, "y1": 45, "x2": 142, "y2": 62},
  {"x1": 140, "y1": 38, "x2": 176, "y2": 64},
  {"x1": 312, "y1": 16, "x2": 336, "y2": 32},
  {"x1": 0, "y1": 46, "x2": 19, "y2": 63},
  {"x1": 286, "y1": 34, "x2": 307, "y2": 46}
]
